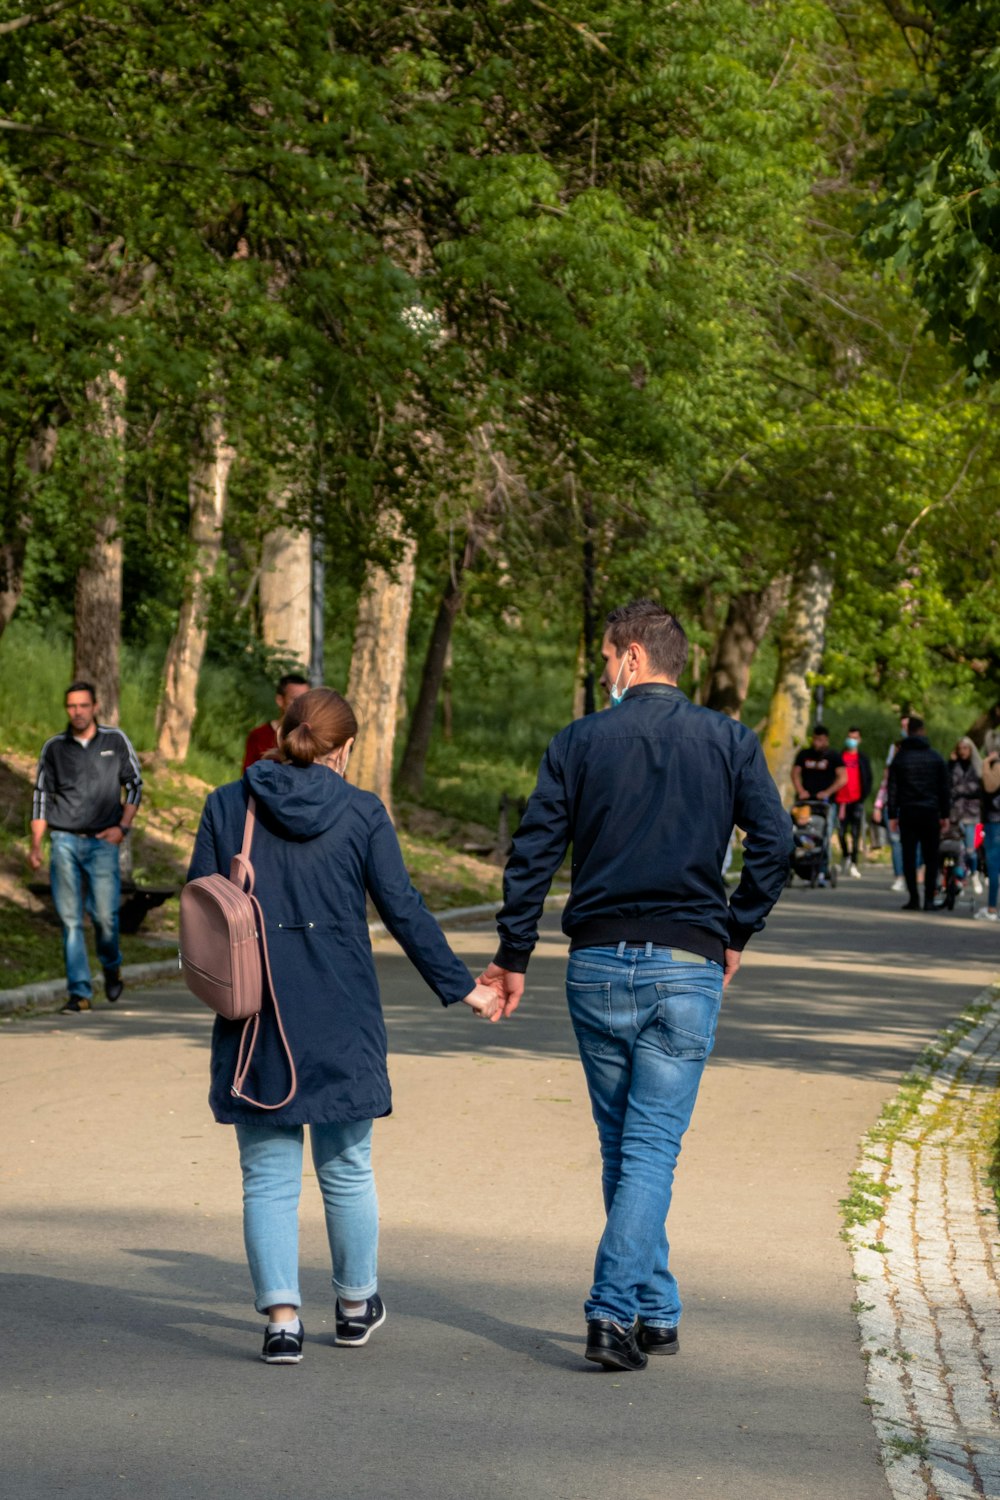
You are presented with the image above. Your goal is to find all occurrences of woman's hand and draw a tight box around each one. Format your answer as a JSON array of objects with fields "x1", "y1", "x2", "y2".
[{"x1": 462, "y1": 982, "x2": 505, "y2": 1022}]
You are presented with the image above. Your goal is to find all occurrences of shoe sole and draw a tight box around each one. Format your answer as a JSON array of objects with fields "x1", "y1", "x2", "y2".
[
  {"x1": 584, "y1": 1347, "x2": 647, "y2": 1372},
  {"x1": 335, "y1": 1306, "x2": 387, "y2": 1347},
  {"x1": 261, "y1": 1352, "x2": 303, "y2": 1364},
  {"x1": 639, "y1": 1341, "x2": 679, "y2": 1356}
]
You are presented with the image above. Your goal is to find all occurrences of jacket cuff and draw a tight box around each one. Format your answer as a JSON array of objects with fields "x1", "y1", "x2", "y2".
[
  {"x1": 494, "y1": 943, "x2": 532, "y2": 974},
  {"x1": 726, "y1": 919, "x2": 756, "y2": 952}
]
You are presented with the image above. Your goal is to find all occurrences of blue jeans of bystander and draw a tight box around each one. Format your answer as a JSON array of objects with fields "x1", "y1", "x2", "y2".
[
  {"x1": 49, "y1": 831, "x2": 122, "y2": 999},
  {"x1": 235, "y1": 1119, "x2": 378, "y2": 1313},
  {"x1": 566, "y1": 943, "x2": 724, "y2": 1331},
  {"x1": 982, "y1": 823, "x2": 1000, "y2": 909}
]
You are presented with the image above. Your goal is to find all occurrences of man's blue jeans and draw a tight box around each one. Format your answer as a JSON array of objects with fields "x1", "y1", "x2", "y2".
[
  {"x1": 235, "y1": 1120, "x2": 378, "y2": 1313},
  {"x1": 49, "y1": 832, "x2": 122, "y2": 999},
  {"x1": 566, "y1": 943, "x2": 724, "y2": 1330}
]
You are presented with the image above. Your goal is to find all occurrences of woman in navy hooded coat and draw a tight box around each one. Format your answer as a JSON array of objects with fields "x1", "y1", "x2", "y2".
[{"x1": 187, "y1": 688, "x2": 501, "y2": 1364}]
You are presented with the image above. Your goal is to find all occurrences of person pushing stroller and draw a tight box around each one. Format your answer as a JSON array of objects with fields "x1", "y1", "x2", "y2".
[{"x1": 790, "y1": 726, "x2": 847, "y2": 887}]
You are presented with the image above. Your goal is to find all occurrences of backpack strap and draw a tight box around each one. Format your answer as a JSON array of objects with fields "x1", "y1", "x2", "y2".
[
  {"x1": 229, "y1": 796, "x2": 257, "y2": 894},
  {"x1": 228, "y1": 795, "x2": 299, "y2": 1111}
]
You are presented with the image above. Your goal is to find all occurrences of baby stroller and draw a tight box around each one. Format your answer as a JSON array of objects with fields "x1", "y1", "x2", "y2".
[
  {"x1": 788, "y1": 800, "x2": 838, "y2": 888},
  {"x1": 937, "y1": 820, "x2": 975, "y2": 912}
]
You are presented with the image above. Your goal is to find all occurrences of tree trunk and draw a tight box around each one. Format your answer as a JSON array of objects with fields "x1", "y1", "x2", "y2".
[
  {"x1": 965, "y1": 702, "x2": 1000, "y2": 746},
  {"x1": 704, "y1": 577, "x2": 790, "y2": 720},
  {"x1": 580, "y1": 499, "x2": 597, "y2": 715},
  {"x1": 154, "y1": 414, "x2": 235, "y2": 762},
  {"x1": 763, "y1": 561, "x2": 834, "y2": 802},
  {"x1": 0, "y1": 528, "x2": 28, "y2": 642},
  {"x1": 0, "y1": 424, "x2": 58, "y2": 643},
  {"x1": 397, "y1": 530, "x2": 479, "y2": 797},
  {"x1": 259, "y1": 505, "x2": 312, "y2": 667},
  {"x1": 74, "y1": 371, "x2": 126, "y2": 723},
  {"x1": 347, "y1": 512, "x2": 417, "y2": 819}
]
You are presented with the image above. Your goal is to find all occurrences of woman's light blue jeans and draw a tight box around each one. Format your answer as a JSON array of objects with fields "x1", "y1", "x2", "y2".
[
  {"x1": 235, "y1": 1120, "x2": 378, "y2": 1314},
  {"x1": 49, "y1": 831, "x2": 122, "y2": 998},
  {"x1": 566, "y1": 943, "x2": 724, "y2": 1331}
]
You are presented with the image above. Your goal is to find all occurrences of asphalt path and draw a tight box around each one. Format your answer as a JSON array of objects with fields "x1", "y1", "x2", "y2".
[{"x1": 2, "y1": 878, "x2": 997, "y2": 1500}]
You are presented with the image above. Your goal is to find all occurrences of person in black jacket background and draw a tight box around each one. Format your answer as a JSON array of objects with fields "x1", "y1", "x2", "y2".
[
  {"x1": 887, "y1": 715, "x2": 950, "y2": 912},
  {"x1": 29, "y1": 681, "x2": 142, "y2": 1011},
  {"x1": 478, "y1": 599, "x2": 791, "y2": 1372}
]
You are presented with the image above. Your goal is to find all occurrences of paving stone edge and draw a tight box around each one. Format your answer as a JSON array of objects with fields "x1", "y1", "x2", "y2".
[{"x1": 846, "y1": 979, "x2": 1000, "y2": 1500}]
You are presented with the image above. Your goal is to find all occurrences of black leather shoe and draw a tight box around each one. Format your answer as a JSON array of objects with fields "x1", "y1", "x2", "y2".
[
  {"x1": 103, "y1": 967, "x2": 124, "y2": 1002},
  {"x1": 637, "y1": 1323, "x2": 679, "y2": 1356},
  {"x1": 900, "y1": 901, "x2": 920, "y2": 911},
  {"x1": 584, "y1": 1319, "x2": 647, "y2": 1372},
  {"x1": 61, "y1": 996, "x2": 92, "y2": 1013}
]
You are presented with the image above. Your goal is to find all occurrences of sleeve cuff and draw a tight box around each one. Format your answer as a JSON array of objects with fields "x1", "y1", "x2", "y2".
[
  {"x1": 726, "y1": 920, "x2": 756, "y2": 952},
  {"x1": 494, "y1": 943, "x2": 532, "y2": 974}
]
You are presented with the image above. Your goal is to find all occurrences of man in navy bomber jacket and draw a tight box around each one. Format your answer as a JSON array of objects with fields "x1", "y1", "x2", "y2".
[{"x1": 479, "y1": 599, "x2": 791, "y2": 1372}]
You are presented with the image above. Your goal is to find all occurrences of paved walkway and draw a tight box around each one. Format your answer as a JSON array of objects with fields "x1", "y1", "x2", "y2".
[{"x1": 1, "y1": 879, "x2": 997, "y2": 1500}]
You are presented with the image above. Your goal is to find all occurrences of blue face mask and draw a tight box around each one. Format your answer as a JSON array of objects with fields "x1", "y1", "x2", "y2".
[
  {"x1": 845, "y1": 737, "x2": 859, "y2": 750},
  {"x1": 610, "y1": 656, "x2": 635, "y2": 707}
]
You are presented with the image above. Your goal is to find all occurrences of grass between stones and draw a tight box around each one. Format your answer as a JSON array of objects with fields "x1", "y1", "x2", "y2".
[{"x1": 842, "y1": 982, "x2": 1000, "y2": 1484}]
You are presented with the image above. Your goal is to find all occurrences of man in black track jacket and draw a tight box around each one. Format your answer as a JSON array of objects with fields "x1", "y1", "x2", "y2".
[
  {"x1": 29, "y1": 681, "x2": 143, "y2": 1010},
  {"x1": 479, "y1": 599, "x2": 791, "y2": 1373},
  {"x1": 887, "y1": 715, "x2": 950, "y2": 913}
]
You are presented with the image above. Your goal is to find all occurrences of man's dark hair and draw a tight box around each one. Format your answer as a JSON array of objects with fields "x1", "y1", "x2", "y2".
[
  {"x1": 848, "y1": 726, "x2": 862, "y2": 736},
  {"x1": 907, "y1": 714, "x2": 925, "y2": 735},
  {"x1": 812, "y1": 723, "x2": 829, "y2": 738},
  {"x1": 65, "y1": 681, "x2": 96, "y2": 702},
  {"x1": 604, "y1": 600, "x2": 688, "y2": 681},
  {"x1": 277, "y1": 672, "x2": 310, "y2": 694}
]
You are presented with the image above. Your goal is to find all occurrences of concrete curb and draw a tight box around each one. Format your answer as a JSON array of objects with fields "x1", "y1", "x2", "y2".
[
  {"x1": 0, "y1": 892, "x2": 568, "y2": 1018},
  {"x1": 846, "y1": 980, "x2": 1000, "y2": 1499}
]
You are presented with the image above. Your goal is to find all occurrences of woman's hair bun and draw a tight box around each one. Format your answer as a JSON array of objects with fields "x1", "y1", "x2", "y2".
[{"x1": 278, "y1": 688, "x2": 358, "y2": 767}]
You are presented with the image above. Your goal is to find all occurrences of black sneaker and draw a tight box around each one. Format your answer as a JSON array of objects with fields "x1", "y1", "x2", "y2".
[
  {"x1": 334, "y1": 1294, "x2": 386, "y2": 1347},
  {"x1": 584, "y1": 1318, "x2": 648, "y2": 1372},
  {"x1": 103, "y1": 967, "x2": 124, "y2": 1002},
  {"x1": 61, "y1": 996, "x2": 92, "y2": 1013},
  {"x1": 637, "y1": 1323, "x2": 679, "y2": 1356},
  {"x1": 261, "y1": 1319, "x2": 304, "y2": 1364}
]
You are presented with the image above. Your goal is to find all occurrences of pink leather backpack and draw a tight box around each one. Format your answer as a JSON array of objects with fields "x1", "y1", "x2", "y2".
[{"x1": 179, "y1": 797, "x2": 297, "y2": 1109}]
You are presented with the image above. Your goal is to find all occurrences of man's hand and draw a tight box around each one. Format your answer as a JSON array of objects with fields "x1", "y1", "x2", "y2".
[
  {"x1": 889, "y1": 819, "x2": 899, "y2": 835},
  {"x1": 27, "y1": 845, "x2": 43, "y2": 872},
  {"x1": 96, "y1": 826, "x2": 125, "y2": 844},
  {"x1": 477, "y1": 962, "x2": 524, "y2": 1021},
  {"x1": 940, "y1": 818, "x2": 951, "y2": 834},
  {"x1": 722, "y1": 948, "x2": 742, "y2": 990}
]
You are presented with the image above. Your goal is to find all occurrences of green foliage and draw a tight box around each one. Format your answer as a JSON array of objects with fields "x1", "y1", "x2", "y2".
[{"x1": 5, "y1": 0, "x2": 1000, "y2": 796}]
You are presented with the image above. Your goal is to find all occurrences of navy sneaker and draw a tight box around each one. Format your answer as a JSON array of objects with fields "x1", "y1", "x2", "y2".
[
  {"x1": 103, "y1": 967, "x2": 124, "y2": 1002},
  {"x1": 335, "y1": 1294, "x2": 386, "y2": 1347},
  {"x1": 261, "y1": 1320, "x2": 304, "y2": 1364}
]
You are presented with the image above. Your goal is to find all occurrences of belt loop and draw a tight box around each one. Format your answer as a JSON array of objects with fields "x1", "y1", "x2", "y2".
[
  {"x1": 644, "y1": 941, "x2": 653, "y2": 958},
  {"x1": 615, "y1": 940, "x2": 626, "y2": 958}
]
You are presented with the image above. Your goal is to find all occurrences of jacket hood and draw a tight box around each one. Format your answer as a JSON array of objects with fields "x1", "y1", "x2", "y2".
[{"x1": 244, "y1": 759, "x2": 347, "y2": 839}]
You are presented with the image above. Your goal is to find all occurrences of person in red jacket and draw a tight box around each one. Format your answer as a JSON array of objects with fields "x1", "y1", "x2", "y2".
[
  {"x1": 243, "y1": 673, "x2": 310, "y2": 770},
  {"x1": 835, "y1": 726, "x2": 873, "y2": 879}
]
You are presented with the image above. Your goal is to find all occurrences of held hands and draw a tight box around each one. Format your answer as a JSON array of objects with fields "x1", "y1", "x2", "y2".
[
  {"x1": 462, "y1": 981, "x2": 507, "y2": 1022},
  {"x1": 475, "y1": 962, "x2": 524, "y2": 1021}
]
